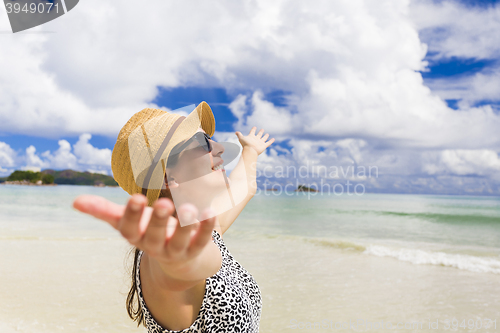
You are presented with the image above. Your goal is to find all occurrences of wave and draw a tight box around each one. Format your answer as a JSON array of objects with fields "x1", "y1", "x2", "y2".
[
  {"x1": 258, "y1": 232, "x2": 500, "y2": 274},
  {"x1": 364, "y1": 245, "x2": 500, "y2": 274},
  {"x1": 302, "y1": 235, "x2": 500, "y2": 274}
]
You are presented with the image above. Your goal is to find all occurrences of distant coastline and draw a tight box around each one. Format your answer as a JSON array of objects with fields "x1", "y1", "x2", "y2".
[
  {"x1": 1, "y1": 180, "x2": 57, "y2": 186},
  {"x1": 0, "y1": 169, "x2": 118, "y2": 187}
]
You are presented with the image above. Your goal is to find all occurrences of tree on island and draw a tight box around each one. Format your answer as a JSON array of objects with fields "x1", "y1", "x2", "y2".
[
  {"x1": 1, "y1": 169, "x2": 118, "y2": 186},
  {"x1": 296, "y1": 184, "x2": 318, "y2": 192},
  {"x1": 7, "y1": 170, "x2": 54, "y2": 184}
]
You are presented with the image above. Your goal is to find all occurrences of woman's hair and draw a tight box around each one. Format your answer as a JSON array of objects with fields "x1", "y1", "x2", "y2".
[{"x1": 126, "y1": 248, "x2": 144, "y2": 327}]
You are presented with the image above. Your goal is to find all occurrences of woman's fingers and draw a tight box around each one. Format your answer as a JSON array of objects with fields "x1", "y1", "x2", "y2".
[
  {"x1": 187, "y1": 209, "x2": 216, "y2": 258},
  {"x1": 256, "y1": 128, "x2": 264, "y2": 138},
  {"x1": 141, "y1": 198, "x2": 174, "y2": 257},
  {"x1": 117, "y1": 194, "x2": 147, "y2": 244},
  {"x1": 73, "y1": 195, "x2": 125, "y2": 229},
  {"x1": 74, "y1": 195, "x2": 218, "y2": 265},
  {"x1": 262, "y1": 133, "x2": 269, "y2": 141}
]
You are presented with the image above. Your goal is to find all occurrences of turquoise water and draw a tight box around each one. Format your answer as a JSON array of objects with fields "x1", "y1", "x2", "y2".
[
  {"x1": 0, "y1": 184, "x2": 128, "y2": 238},
  {"x1": 240, "y1": 193, "x2": 500, "y2": 248},
  {"x1": 1, "y1": 185, "x2": 499, "y2": 271}
]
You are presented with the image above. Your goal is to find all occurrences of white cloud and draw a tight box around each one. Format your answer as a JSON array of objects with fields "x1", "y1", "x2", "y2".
[
  {"x1": 335, "y1": 139, "x2": 367, "y2": 165},
  {"x1": 25, "y1": 145, "x2": 49, "y2": 170},
  {"x1": 43, "y1": 140, "x2": 78, "y2": 169},
  {"x1": 228, "y1": 95, "x2": 248, "y2": 131},
  {"x1": 255, "y1": 139, "x2": 500, "y2": 194},
  {"x1": 254, "y1": 137, "x2": 375, "y2": 181},
  {"x1": 230, "y1": 70, "x2": 500, "y2": 150},
  {"x1": 0, "y1": 142, "x2": 16, "y2": 168},
  {"x1": 410, "y1": 0, "x2": 500, "y2": 60},
  {"x1": 73, "y1": 134, "x2": 112, "y2": 166},
  {"x1": 1, "y1": 135, "x2": 113, "y2": 175},
  {"x1": 422, "y1": 69, "x2": 500, "y2": 107},
  {"x1": 409, "y1": 0, "x2": 500, "y2": 106},
  {"x1": 422, "y1": 149, "x2": 500, "y2": 179},
  {"x1": 230, "y1": 91, "x2": 295, "y2": 136}
]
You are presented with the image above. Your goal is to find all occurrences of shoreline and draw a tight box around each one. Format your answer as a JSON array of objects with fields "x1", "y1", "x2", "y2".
[{"x1": 0, "y1": 181, "x2": 57, "y2": 186}]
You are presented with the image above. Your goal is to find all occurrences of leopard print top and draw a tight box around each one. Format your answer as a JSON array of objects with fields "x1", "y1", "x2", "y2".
[{"x1": 135, "y1": 229, "x2": 262, "y2": 332}]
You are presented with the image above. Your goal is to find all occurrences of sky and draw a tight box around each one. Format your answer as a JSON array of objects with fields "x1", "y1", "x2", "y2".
[{"x1": 1, "y1": 0, "x2": 500, "y2": 195}]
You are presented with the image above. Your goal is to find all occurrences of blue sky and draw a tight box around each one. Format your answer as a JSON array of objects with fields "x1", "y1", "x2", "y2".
[{"x1": 1, "y1": 0, "x2": 500, "y2": 195}]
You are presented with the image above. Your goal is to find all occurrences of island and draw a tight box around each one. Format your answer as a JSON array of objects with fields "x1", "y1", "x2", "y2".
[
  {"x1": 0, "y1": 169, "x2": 118, "y2": 187},
  {"x1": 295, "y1": 184, "x2": 318, "y2": 192}
]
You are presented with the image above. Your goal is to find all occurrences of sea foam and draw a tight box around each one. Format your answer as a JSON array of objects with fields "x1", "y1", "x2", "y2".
[{"x1": 364, "y1": 245, "x2": 500, "y2": 274}]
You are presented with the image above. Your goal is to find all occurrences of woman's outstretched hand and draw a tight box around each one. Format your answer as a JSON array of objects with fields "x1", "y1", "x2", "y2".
[
  {"x1": 73, "y1": 194, "x2": 217, "y2": 273},
  {"x1": 235, "y1": 127, "x2": 275, "y2": 155}
]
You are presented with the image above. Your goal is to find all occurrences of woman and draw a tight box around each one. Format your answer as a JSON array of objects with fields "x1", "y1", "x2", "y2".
[{"x1": 73, "y1": 101, "x2": 275, "y2": 332}]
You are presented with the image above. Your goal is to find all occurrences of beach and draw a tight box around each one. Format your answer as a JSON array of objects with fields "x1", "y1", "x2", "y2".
[{"x1": 0, "y1": 185, "x2": 499, "y2": 332}]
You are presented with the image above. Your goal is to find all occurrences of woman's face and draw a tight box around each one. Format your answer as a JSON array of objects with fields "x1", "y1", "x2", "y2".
[{"x1": 165, "y1": 127, "x2": 227, "y2": 193}]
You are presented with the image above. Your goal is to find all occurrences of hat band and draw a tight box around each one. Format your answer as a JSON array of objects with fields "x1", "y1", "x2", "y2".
[{"x1": 141, "y1": 116, "x2": 186, "y2": 196}]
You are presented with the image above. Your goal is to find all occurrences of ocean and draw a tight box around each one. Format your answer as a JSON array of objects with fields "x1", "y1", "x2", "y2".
[{"x1": 0, "y1": 185, "x2": 499, "y2": 332}]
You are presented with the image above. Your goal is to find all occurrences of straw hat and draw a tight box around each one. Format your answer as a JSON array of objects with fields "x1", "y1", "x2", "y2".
[{"x1": 111, "y1": 102, "x2": 216, "y2": 207}]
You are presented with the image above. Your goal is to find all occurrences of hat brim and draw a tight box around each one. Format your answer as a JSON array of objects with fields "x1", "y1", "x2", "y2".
[{"x1": 219, "y1": 142, "x2": 241, "y2": 167}]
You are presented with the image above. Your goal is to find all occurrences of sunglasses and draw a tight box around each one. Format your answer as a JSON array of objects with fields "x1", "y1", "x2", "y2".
[{"x1": 167, "y1": 132, "x2": 213, "y2": 167}]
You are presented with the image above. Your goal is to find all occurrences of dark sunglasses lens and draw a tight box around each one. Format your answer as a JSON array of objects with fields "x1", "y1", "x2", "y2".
[
  {"x1": 194, "y1": 132, "x2": 211, "y2": 152},
  {"x1": 204, "y1": 134, "x2": 212, "y2": 152},
  {"x1": 168, "y1": 133, "x2": 211, "y2": 163}
]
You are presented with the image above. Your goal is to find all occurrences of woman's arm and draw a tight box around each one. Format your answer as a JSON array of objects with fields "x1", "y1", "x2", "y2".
[
  {"x1": 217, "y1": 146, "x2": 258, "y2": 234},
  {"x1": 216, "y1": 127, "x2": 275, "y2": 234}
]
